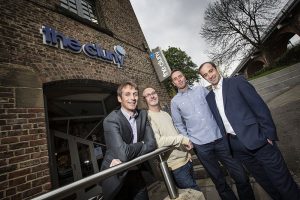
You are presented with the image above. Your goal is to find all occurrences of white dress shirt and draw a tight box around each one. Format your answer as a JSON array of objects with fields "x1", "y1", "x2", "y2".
[{"x1": 213, "y1": 77, "x2": 236, "y2": 135}]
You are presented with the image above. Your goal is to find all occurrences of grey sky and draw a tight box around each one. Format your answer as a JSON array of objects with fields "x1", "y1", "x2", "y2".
[
  {"x1": 130, "y1": 0, "x2": 212, "y2": 68},
  {"x1": 130, "y1": 0, "x2": 295, "y2": 80}
]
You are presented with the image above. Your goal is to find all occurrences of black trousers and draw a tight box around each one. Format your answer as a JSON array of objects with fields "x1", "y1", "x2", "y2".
[{"x1": 228, "y1": 135, "x2": 300, "y2": 200}]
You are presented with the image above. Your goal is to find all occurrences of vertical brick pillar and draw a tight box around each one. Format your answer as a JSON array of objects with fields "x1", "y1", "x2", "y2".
[{"x1": 0, "y1": 68, "x2": 51, "y2": 200}]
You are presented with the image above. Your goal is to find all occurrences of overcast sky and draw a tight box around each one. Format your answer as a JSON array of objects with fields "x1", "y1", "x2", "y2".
[
  {"x1": 130, "y1": 0, "x2": 212, "y2": 68},
  {"x1": 130, "y1": 0, "x2": 296, "y2": 77},
  {"x1": 130, "y1": 0, "x2": 298, "y2": 83}
]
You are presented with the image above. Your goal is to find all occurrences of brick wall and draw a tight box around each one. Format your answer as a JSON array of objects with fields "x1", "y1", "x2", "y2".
[
  {"x1": 0, "y1": 0, "x2": 170, "y2": 104},
  {"x1": 0, "y1": 0, "x2": 171, "y2": 199},
  {"x1": 0, "y1": 86, "x2": 50, "y2": 200}
]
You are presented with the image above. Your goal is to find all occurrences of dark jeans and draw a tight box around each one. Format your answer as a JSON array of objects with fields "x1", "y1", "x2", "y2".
[
  {"x1": 193, "y1": 138, "x2": 255, "y2": 200},
  {"x1": 172, "y1": 161, "x2": 201, "y2": 191},
  {"x1": 228, "y1": 135, "x2": 300, "y2": 200}
]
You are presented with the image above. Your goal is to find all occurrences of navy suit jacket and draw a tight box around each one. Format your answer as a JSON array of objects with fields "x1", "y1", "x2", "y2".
[
  {"x1": 100, "y1": 109, "x2": 156, "y2": 200},
  {"x1": 206, "y1": 76, "x2": 278, "y2": 150}
]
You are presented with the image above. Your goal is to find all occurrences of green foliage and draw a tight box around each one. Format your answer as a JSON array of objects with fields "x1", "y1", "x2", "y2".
[{"x1": 162, "y1": 47, "x2": 200, "y2": 96}]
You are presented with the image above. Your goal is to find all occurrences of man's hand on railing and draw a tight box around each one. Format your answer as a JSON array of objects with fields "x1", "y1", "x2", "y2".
[
  {"x1": 109, "y1": 159, "x2": 122, "y2": 167},
  {"x1": 184, "y1": 141, "x2": 193, "y2": 151}
]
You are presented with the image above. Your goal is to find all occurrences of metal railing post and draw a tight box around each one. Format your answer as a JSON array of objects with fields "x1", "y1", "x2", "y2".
[{"x1": 158, "y1": 155, "x2": 178, "y2": 199}]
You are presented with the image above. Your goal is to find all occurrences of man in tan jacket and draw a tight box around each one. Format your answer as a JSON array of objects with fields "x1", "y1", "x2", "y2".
[{"x1": 143, "y1": 87, "x2": 200, "y2": 191}]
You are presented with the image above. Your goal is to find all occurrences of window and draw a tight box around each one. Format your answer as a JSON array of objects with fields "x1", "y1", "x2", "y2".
[{"x1": 60, "y1": 0, "x2": 98, "y2": 24}]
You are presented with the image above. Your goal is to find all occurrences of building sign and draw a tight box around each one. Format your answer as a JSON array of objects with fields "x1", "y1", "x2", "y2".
[
  {"x1": 150, "y1": 47, "x2": 171, "y2": 82},
  {"x1": 40, "y1": 26, "x2": 126, "y2": 67}
]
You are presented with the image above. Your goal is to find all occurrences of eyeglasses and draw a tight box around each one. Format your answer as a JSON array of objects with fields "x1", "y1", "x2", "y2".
[{"x1": 144, "y1": 91, "x2": 157, "y2": 98}]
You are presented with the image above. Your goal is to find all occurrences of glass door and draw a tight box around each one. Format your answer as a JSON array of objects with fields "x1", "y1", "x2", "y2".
[{"x1": 54, "y1": 131, "x2": 104, "y2": 200}]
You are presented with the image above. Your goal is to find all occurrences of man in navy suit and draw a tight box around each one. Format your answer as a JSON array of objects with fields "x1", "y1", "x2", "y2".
[
  {"x1": 101, "y1": 81, "x2": 156, "y2": 200},
  {"x1": 198, "y1": 62, "x2": 300, "y2": 200}
]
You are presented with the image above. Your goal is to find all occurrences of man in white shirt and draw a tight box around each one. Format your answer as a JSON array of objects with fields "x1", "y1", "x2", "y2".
[{"x1": 198, "y1": 61, "x2": 300, "y2": 200}]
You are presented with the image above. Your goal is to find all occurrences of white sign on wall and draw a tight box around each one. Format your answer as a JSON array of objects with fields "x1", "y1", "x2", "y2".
[{"x1": 150, "y1": 47, "x2": 171, "y2": 82}]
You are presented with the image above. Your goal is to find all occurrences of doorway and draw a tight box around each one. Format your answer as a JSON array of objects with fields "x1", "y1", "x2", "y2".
[{"x1": 43, "y1": 79, "x2": 119, "y2": 200}]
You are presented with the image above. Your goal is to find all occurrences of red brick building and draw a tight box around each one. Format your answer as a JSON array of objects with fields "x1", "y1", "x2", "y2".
[{"x1": 0, "y1": 0, "x2": 170, "y2": 199}]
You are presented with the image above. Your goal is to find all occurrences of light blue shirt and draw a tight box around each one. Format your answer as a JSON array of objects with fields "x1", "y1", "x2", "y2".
[
  {"x1": 171, "y1": 86, "x2": 222, "y2": 145},
  {"x1": 121, "y1": 108, "x2": 138, "y2": 143}
]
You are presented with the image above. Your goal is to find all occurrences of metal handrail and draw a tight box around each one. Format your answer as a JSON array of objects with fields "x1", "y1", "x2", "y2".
[{"x1": 32, "y1": 147, "x2": 176, "y2": 200}]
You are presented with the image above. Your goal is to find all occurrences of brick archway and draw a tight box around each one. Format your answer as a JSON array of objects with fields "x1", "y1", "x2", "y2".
[{"x1": 43, "y1": 79, "x2": 119, "y2": 199}]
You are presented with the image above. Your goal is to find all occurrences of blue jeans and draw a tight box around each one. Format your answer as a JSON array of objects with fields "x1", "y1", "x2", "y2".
[
  {"x1": 193, "y1": 138, "x2": 255, "y2": 200},
  {"x1": 172, "y1": 161, "x2": 200, "y2": 191}
]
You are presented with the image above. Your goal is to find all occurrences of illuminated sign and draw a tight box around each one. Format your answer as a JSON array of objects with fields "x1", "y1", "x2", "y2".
[
  {"x1": 150, "y1": 47, "x2": 171, "y2": 82},
  {"x1": 40, "y1": 26, "x2": 125, "y2": 67}
]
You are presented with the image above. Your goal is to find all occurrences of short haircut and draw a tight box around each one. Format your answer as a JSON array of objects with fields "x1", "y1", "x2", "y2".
[
  {"x1": 198, "y1": 62, "x2": 217, "y2": 73},
  {"x1": 170, "y1": 69, "x2": 182, "y2": 79},
  {"x1": 117, "y1": 81, "x2": 138, "y2": 97}
]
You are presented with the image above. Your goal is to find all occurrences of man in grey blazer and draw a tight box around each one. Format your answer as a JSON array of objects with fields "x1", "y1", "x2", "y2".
[{"x1": 101, "y1": 81, "x2": 156, "y2": 200}]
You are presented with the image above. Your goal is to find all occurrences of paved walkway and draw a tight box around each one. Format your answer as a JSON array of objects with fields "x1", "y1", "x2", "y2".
[{"x1": 149, "y1": 172, "x2": 300, "y2": 200}]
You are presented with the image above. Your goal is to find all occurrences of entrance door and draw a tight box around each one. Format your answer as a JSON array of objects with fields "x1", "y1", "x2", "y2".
[
  {"x1": 43, "y1": 80, "x2": 119, "y2": 200},
  {"x1": 54, "y1": 131, "x2": 103, "y2": 199}
]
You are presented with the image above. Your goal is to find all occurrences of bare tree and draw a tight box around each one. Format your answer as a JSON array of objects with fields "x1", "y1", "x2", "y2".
[{"x1": 201, "y1": 0, "x2": 282, "y2": 67}]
